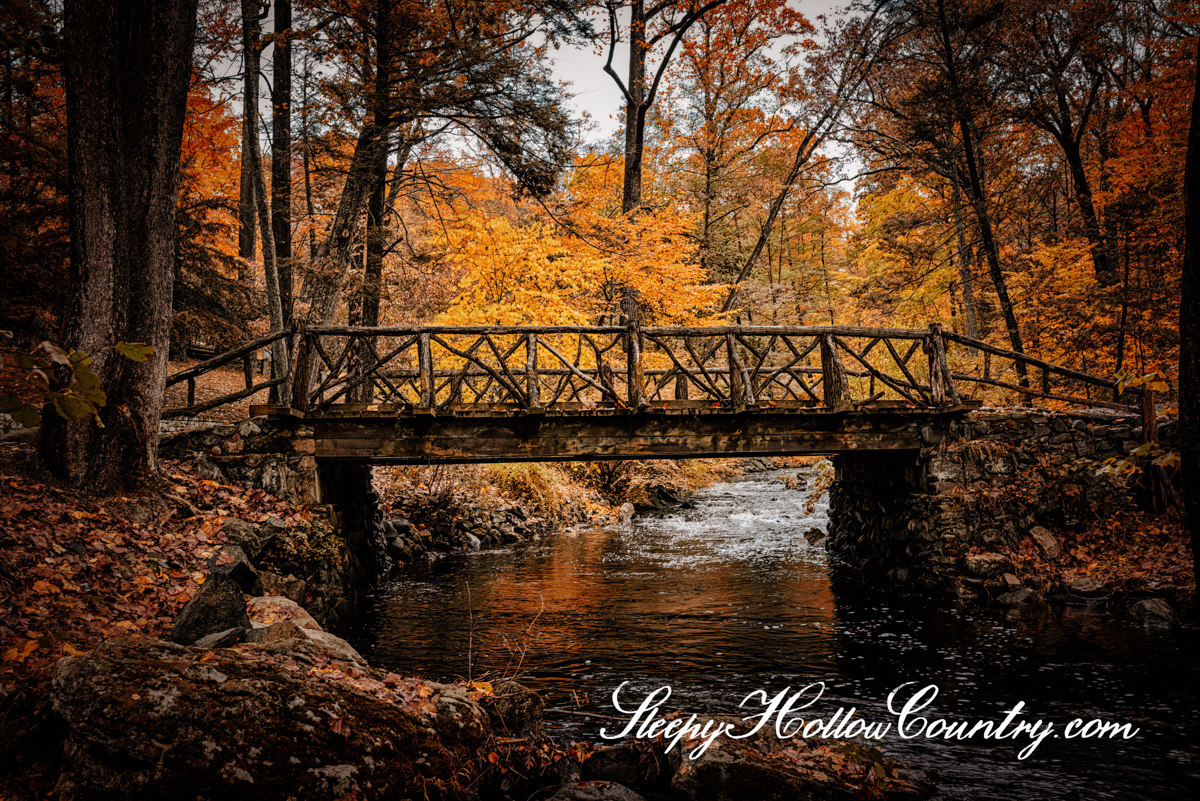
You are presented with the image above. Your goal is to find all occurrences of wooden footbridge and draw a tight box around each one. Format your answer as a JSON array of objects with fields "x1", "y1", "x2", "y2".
[{"x1": 163, "y1": 323, "x2": 1151, "y2": 464}]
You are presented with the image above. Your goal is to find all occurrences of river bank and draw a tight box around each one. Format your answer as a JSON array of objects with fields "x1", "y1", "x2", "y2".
[{"x1": 0, "y1": 443, "x2": 931, "y2": 800}]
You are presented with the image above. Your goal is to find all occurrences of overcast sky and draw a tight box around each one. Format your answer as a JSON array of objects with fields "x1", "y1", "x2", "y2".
[{"x1": 546, "y1": 0, "x2": 850, "y2": 142}]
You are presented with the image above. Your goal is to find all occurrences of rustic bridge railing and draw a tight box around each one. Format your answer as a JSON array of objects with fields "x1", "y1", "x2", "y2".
[{"x1": 162, "y1": 323, "x2": 1159, "y2": 428}]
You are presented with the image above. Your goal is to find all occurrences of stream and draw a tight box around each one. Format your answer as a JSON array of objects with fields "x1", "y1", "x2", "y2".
[{"x1": 347, "y1": 467, "x2": 1200, "y2": 800}]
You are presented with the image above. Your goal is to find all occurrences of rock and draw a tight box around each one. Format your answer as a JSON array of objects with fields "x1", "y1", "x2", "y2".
[
  {"x1": 50, "y1": 635, "x2": 488, "y2": 801},
  {"x1": 549, "y1": 781, "x2": 647, "y2": 801},
  {"x1": 482, "y1": 681, "x2": 544, "y2": 736},
  {"x1": 618, "y1": 503, "x2": 635, "y2": 521},
  {"x1": 192, "y1": 627, "x2": 247, "y2": 649},
  {"x1": 581, "y1": 745, "x2": 644, "y2": 787},
  {"x1": 169, "y1": 573, "x2": 251, "y2": 645},
  {"x1": 1028, "y1": 526, "x2": 1061, "y2": 560},
  {"x1": 803, "y1": 528, "x2": 827, "y2": 547},
  {"x1": 996, "y1": 588, "x2": 1036, "y2": 605},
  {"x1": 0, "y1": 427, "x2": 35, "y2": 443},
  {"x1": 219, "y1": 517, "x2": 271, "y2": 559},
  {"x1": 253, "y1": 571, "x2": 307, "y2": 605},
  {"x1": 1001, "y1": 573, "x2": 1022, "y2": 590},
  {"x1": 1130, "y1": 598, "x2": 1177, "y2": 627},
  {"x1": 465, "y1": 533, "x2": 482, "y2": 549},
  {"x1": 243, "y1": 619, "x2": 366, "y2": 665},
  {"x1": 963, "y1": 552, "x2": 1013, "y2": 578},
  {"x1": 258, "y1": 516, "x2": 289, "y2": 548},
  {"x1": 1068, "y1": 576, "x2": 1105, "y2": 596},
  {"x1": 668, "y1": 716, "x2": 930, "y2": 801},
  {"x1": 246, "y1": 595, "x2": 321, "y2": 631},
  {"x1": 205, "y1": 545, "x2": 258, "y2": 592}
]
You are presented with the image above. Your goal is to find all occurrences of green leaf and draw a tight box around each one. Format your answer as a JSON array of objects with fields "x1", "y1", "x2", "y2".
[
  {"x1": 13, "y1": 352, "x2": 34, "y2": 370},
  {"x1": 0, "y1": 396, "x2": 41, "y2": 428},
  {"x1": 51, "y1": 393, "x2": 95, "y2": 422},
  {"x1": 114, "y1": 342, "x2": 154, "y2": 362}
]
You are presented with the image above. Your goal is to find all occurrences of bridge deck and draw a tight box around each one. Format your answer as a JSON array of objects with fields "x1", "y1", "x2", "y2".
[{"x1": 254, "y1": 402, "x2": 978, "y2": 464}]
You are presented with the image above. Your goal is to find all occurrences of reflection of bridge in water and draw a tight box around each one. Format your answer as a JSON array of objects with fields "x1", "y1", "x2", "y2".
[{"x1": 165, "y1": 323, "x2": 1152, "y2": 464}]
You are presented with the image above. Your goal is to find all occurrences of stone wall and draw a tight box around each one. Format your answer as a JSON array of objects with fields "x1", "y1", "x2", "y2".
[
  {"x1": 827, "y1": 408, "x2": 1164, "y2": 596},
  {"x1": 159, "y1": 417, "x2": 390, "y2": 628},
  {"x1": 160, "y1": 417, "x2": 320, "y2": 505}
]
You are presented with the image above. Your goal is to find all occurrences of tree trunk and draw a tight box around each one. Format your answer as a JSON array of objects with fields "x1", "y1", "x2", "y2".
[
  {"x1": 247, "y1": 118, "x2": 290, "y2": 404},
  {"x1": 950, "y1": 178, "x2": 979, "y2": 340},
  {"x1": 271, "y1": 0, "x2": 293, "y2": 327},
  {"x1": 40, "y1": 0, "x2": 197, "y2": 492},
  {"x1": 621, "y1": 0, "x2": 646, "y2": 215},
  {"x1": 1180, "y1": 38, "x2": 1200, "y2": 584},
  {"x1": 1058, "y1": 131, "x2": 1118, "y2": 287},
  {"x1": 238, "y1": 0, "x2": 260, "y2": 281},
  {"x1": 934, "y1": 0, "x2": 1025, "y2": 376}
]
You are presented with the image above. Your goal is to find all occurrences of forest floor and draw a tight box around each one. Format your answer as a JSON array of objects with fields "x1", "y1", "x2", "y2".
[{"x1": 162, "y1": 359, "x2": 273, "y2": 422}]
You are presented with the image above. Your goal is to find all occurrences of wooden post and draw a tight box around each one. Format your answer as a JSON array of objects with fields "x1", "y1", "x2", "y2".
[
  {"x1": 526, "y1": 333, "x2": 540, "y2": 409},
  {"x1": 242, "y1": 352, "x2": 253, "y2": 389},
  {"x1": 726, "y1": 334, "x2": 743, "y2": 410},
  {"x1": 291, "y1": 328, "x2": 311, "y2": 411},
  {"x1": 626, "y1": 318, "x2": 646, "y2": 408},
  {"x1": 187, "y1": 377, "x2": 195, "y2": 407},
  {"x1": 674, "y1": 367, "x2": 689, "y2": 400},
  {"x1": 820, "y1": 334, "x2": 849, "y2": 409},
  {"x1": 926, "y1": 324, "x2": 956, "y2": 406},
  {"x1": 418, "y1": 332, "x2": 433, "y2": 409},
  {"x1": 1141, "y1": 388, "x2": 1158, "y2": 444}
]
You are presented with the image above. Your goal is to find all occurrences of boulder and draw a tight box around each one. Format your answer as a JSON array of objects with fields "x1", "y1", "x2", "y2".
[
  {"x1": 667, "y1": 717, "x2": 931, "y2": 801},
  {"x1": 1130, "y1": 598, "x2": 1177, "y2": 627},
  {"x1": 803, "y1": 528, "x2": 827, "y2": 547},
  {"x1": 581, "y1": 745, "x2": 645, "y2": 787},
  {"x1": 206, "y1": 545, "x2": 258, "y2": 592},
  {"x1": 549, "y1": 781, "x2": 647, "y2": 801},
  {"x1": 246, "y1": 595, "x2": 322, "y2": 631},
  {"x1": 219, "y1": 517, "x2": 272, "y2": 559},
  {"x1": 618, "y1": 503, "x2": 635, "y2": 521},
  {"x1": 482, "y1": 681, "x2": 544, "y2": 736},
  {"x1": 50, "y1": 635, "x2": 488, "y2": 801},
  {"x1": 996, "y1": 588, "x2": 1036, "y2": 606},
  {"x1": 169, "y1": 573, "x2": 251, "y2": 645},
  {"x1": 253, "y1": 571, "x2": 307, "y2": 605},
  {"x1": 1027, "y1": 526, "x2": 1061, "y2": 560},
  {"x1": 1067, "y1": 576, "x2": 1105, "y2": 596},
  {"x1": 192, "y1": 627, "x2": 247, "y2": 649},
  {"x1": 243, "y1": 619, "x2": 365, "y2": 665},
  {"x1": 963, "y1": 552, "x2": 1013, "y2": 578}
]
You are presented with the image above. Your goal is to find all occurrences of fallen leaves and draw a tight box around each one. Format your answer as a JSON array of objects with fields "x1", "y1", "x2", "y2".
[{"x1": 0, "y1": 460, "x2": 311, "y2": 691}]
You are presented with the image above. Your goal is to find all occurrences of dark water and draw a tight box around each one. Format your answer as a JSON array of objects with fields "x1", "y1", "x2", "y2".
[{"x1": 348, "y1": 468, "x2": 1200, "y2": 800}]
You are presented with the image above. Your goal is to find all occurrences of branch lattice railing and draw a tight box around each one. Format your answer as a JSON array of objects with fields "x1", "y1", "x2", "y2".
[{"x1": 162, "y1": 323, "x2": 1159, "y2": 431}]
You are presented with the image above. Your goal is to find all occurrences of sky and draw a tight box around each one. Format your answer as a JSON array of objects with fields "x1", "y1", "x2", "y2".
[{"x1": 546, "y1": 0, "x2": 850, "y2": 143}]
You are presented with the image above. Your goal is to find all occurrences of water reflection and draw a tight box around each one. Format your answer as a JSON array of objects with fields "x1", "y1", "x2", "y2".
[{"x1": 348, "y1": 468, "x2": 1200, "y2": 800}]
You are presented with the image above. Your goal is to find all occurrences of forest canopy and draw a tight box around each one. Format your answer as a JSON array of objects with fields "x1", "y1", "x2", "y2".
[{"x1": 0, "y1": 0, "x2": 1194, "y2": 386}]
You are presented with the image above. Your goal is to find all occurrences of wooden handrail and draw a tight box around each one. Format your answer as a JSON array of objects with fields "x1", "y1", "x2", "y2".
[{"x1": 161, "y1": 323, "x2": 1159, "y2": 421}]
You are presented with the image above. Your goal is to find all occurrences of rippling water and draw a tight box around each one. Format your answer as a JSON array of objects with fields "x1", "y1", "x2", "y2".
[{"x1": 347, "y1": 467, "x2": 1200, "y2": 800}]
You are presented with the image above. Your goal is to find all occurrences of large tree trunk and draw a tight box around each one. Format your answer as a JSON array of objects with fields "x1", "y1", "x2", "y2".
[
  {"x1": 238, "y1": 0, "x2": 260, "y2": 281},
  {"x1": 1180, "y1": 38, "x2": 1200, "y2": 584},
  {"x1": 621, "y1": 0, "x2": 646, "y2": 215},
  {"x1": 40, "y1": 0, "x2": 197, "y2": 492},
  {"x1": 271, "y1": 0, "x2": 293, "y2": 327}
]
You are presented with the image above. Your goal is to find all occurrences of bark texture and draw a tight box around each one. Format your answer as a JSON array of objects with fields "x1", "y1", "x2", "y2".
[{"x1": 41, "y1": 0, "x2": 198, "y2": 491}]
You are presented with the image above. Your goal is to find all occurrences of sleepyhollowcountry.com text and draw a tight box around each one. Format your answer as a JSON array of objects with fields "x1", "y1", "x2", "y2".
[{"x1": 599, "y1": 681, "x2": 1140, "y2": 760}]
